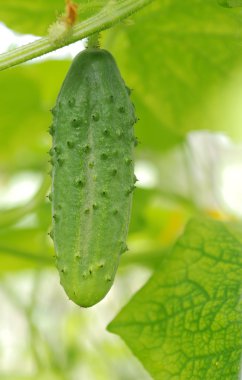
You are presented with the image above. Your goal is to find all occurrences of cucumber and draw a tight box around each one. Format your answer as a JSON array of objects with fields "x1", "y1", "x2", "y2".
[{"x1": 50, "y1": 48, "x2": 137, "y2": 307}]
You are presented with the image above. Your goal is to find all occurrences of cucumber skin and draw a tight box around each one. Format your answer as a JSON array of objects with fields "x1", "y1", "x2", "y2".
[{"x1": 51, "y1": 48, "x2": 136, "y2": 307}]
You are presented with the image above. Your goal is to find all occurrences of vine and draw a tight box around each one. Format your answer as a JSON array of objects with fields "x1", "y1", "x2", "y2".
[{"x1": 0, "y1": 0, "x2": 153, "y2": 71}]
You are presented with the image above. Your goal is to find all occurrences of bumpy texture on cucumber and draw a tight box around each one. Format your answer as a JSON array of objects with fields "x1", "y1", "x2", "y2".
[{"x1": 50, "y1": 48, "x2": 137, "y2": 307}]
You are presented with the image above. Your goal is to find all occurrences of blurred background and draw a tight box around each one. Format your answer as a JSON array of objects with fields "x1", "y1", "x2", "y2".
[{"x1": 1, "y1": 0, "x2": 242, "y2": 378}]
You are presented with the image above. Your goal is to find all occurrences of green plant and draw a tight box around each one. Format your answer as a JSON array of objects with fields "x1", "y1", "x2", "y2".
[{"x1": 1, "y1": 0, "x2": 242, "y2": 379}]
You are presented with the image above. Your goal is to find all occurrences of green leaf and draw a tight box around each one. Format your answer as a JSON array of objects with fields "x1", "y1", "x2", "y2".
[
  {"x1": 0, "y1": 0, "x2": 107, "y2": 36},
  {"x1": 105, "y1": 0, "x2": 242, "y2": 150},
  {"x1": 0, "y1": 60, "x2": 70, "y2": 171},
  {"x1": 0, "y1": 0, "x2": 62, "y2": 36},
  {"x1": 108, "y1": 218, "x2": 242, "y2": 379}
]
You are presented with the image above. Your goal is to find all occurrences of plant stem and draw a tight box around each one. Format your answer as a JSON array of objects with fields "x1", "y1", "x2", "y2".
[
  {"x1": 87, "y1": 33, "x2": 100, "y2": 49},
  {"x1": 0, "y1": 245, "x2": 53, "y2": 264},
  {"x1": 0, "y1": 0, "x2": 153, "y2": 71}
]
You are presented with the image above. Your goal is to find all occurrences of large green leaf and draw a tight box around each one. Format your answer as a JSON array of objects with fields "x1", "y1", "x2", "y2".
[
  {"x1": 104, "y1": 0, "x2": 242, "y2": 150},
  {"x1": 108, "y1": 218, "x2": 242, "y2": 379},
  {"x1": 0, "y1": 0, "x2": 107, "y2": 36}
]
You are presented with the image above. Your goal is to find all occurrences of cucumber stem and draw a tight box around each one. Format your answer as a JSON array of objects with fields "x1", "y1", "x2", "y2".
[{"x1": 87, "y1": 33, "x2": 100, "y2": 49}]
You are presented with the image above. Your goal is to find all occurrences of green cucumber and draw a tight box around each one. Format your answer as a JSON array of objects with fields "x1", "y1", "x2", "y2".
[{"x1": 50, "y1": 48, "x2": 137, "y2": 307}]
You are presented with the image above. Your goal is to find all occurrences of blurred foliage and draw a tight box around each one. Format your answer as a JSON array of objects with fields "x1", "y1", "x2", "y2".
[
  {"x1": 1, "y1": 61, "x2": 69, "y2": 172},
  {"x1": 1, "y1": 0, "x2": 242, "y2": 379},
  {"x1": 0, "y1": 269, "x2": 152, "y2": 380},
  {"x1": 218, "y1": 0, "x2": 242, "y2": 7},
  {"x1": 0, "y1": 0, "x2": 108, "y2": 36},
  {"x1": 104, "y1": 0, "x2": 242, "y2": 151}
]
